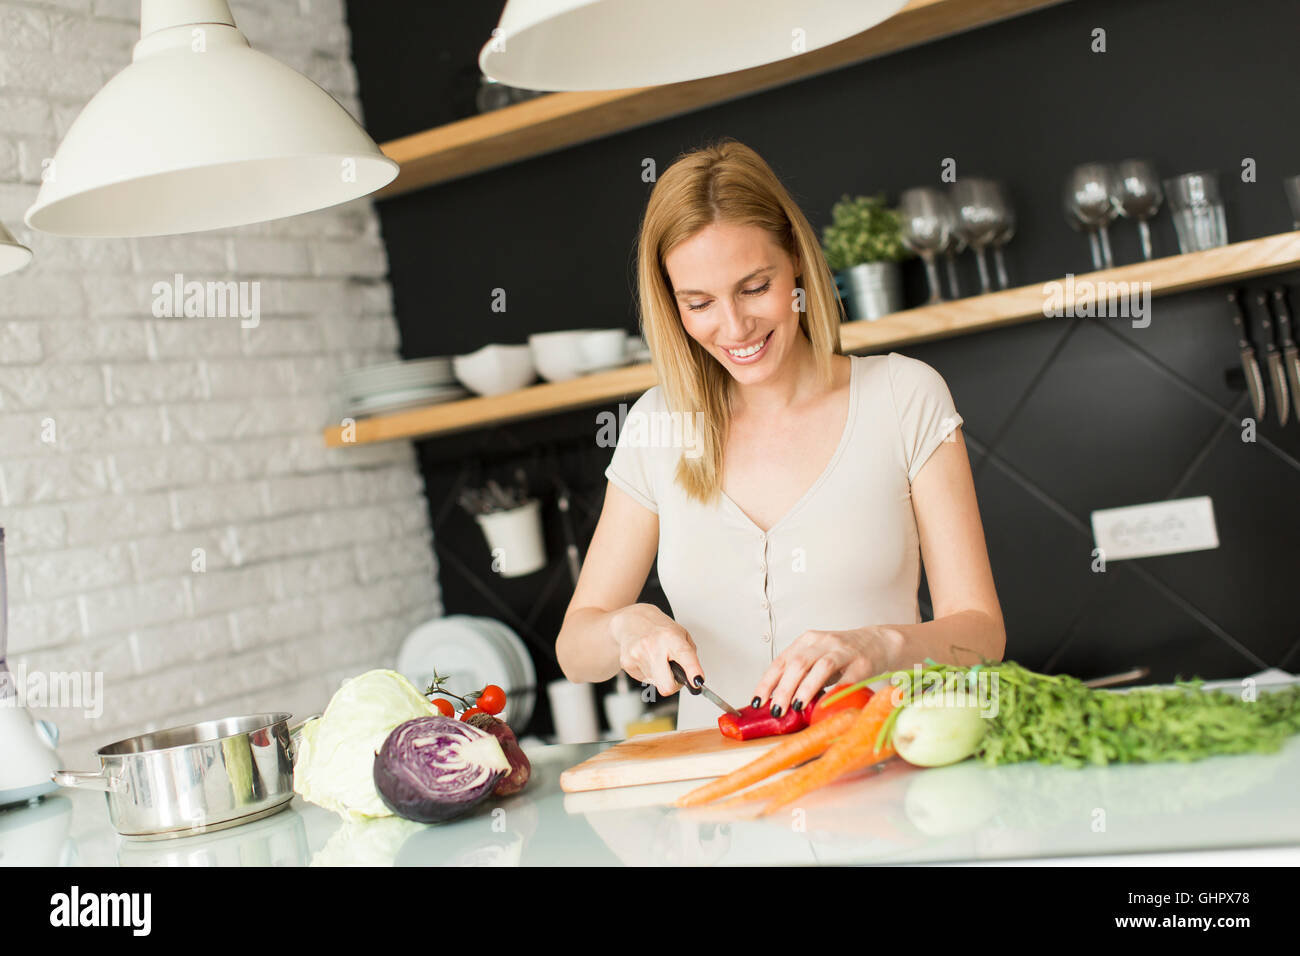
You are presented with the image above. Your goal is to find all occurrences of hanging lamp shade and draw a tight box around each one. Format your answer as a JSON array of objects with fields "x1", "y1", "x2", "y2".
[
  {"x1": 0, "y1": 221, "x2": 33, "y2": 276},
  {"x1": 479, "y1": 0, "x2": 910, "y2": 91},
  {"x1": 24, "y1": 0, "x2": 397, "y2": 238}
]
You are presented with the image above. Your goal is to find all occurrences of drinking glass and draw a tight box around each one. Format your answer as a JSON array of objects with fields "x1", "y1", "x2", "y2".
[
  {"x1": 1283, "y1": 174, "x2": 1300, "y2": 230},
  {"x1": 950, "y1": 178, "x2": 1005, "y2": 294},
  {"x1": 1064, "y1": 162, "x2": 1119, "y2": 270},
  {"x1": 898, "y1": 187, "x2": 952, "y2": 304},
  {"x1": 1163, "y1": 171, "x2": 1227, "y2": 253},
  {"x1": 1114, "y1": 159, "x2": 1163, "y2": 260}
]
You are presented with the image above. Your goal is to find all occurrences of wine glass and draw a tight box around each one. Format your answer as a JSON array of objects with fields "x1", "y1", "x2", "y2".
[
  {"x1": 950, "y1": 178, "x2": 1004, "y2": 294},
  {"x1": 1064, "y1": 203, "x2": 1103, "y2": 270},
  {"x1": 898, "y1": 187, "x2": 952, "y2": 305},
  {"x1": 940, "y1": 224, "x2": 965, "y2": 300},
  {"x1": 1064, "y1": 162, "x2": 1119, "y2": 270},
  {"x1": 1114, "y1": 159, "x2": 1163, "y2": 261},
  {"x1": 985, "y1": 182, "x2": 1016, "y2": 289}
]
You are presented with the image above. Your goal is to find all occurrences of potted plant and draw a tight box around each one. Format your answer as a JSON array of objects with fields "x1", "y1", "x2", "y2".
[{"x1": 821, "y1": 194, "x2": 911, "y2": 320}]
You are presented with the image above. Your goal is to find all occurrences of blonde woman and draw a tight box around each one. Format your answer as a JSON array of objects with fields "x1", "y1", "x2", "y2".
[{"x1": 557, "y1": 139, "x2": 1005, "y2": 731}]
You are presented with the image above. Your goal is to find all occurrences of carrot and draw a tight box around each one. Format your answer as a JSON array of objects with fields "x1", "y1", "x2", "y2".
[
  {"x1": 758, "y1": 681, "x2": 904, "y2": 816},
  {"x1": 674, "y1": 710, "x2": 858, "y2": 808}
]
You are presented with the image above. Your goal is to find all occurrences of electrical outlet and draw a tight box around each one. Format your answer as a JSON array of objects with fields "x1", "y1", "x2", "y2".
[{"x1": 1090, "y1": 496, "x2": 1219, "y2": 561}]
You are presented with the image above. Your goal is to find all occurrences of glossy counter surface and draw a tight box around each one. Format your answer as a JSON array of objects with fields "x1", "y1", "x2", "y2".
[{"x1": 11, "y1": 691, "x2": 1300, "y2": 866}]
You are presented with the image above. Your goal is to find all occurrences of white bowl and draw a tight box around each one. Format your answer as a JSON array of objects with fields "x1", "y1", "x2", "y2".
[
  {"x1": 577, "y1": 329, "x2": 630, "y2": 371},
  {"x1": 529, "y1": 330, "x2": 591, "y2": 382},
  {"x1": 453, "y1": 344, "x2": 536, "y2": 396}
]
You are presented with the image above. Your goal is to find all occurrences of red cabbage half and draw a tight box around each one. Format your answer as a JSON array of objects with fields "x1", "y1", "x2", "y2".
[{"x1": 373, "y1": 716, "x2": 511, "y2": 823}]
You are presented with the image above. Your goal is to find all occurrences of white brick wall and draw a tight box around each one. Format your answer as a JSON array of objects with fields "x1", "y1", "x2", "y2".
[{"x1": 0, "y1": 0, "x2": 443, "y2": 767}]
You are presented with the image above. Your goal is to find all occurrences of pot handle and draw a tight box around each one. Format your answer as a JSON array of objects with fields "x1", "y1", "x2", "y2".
[
  {"x1": 286, "y1": 713, "x2": 320, "y2": 758},
  {"x1": 51, "y1": 768, "x2": 121, "y2": 792}
]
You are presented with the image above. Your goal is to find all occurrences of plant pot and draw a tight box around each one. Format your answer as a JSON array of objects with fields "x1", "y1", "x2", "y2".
[
  {"x1": 475, "y1": 498, "x2": 546, "y2": 577},
  {"x1": 837, "y1": 261, "x2": 903, "y2": 321}
]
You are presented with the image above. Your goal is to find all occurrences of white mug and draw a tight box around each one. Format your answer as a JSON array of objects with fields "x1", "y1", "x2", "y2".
[{"x1": 547, "y1": 678, "x2": 600, "y2": 743}]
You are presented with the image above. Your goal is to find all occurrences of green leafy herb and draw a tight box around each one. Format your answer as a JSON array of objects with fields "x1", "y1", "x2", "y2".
[
  {"x1": 820, "y1": 194, "x2": 911, "y2": 271},
  {"x1": 833, "y1": 660, "x2": 1300, "y2": 769}
]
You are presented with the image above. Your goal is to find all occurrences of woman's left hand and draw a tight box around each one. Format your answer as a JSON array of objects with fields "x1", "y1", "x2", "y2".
[{"x1": 750, "y1": 627, "x2": 891, "y2": 718}]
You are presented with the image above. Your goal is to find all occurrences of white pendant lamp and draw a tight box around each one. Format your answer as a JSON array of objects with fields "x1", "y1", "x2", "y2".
[
  {"x1": 479, "y1": 0, "x2": 910, "y2": 92},
  {"x1": 0, "y1": 221, "x2": 33, "y2": 276},
  {"x1": 25, "y1": 0, "x2": 398, "y2": 238}
]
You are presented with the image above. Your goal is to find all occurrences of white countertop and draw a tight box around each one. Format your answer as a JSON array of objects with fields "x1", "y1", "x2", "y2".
[{"x1": 9, "y1": 716, "x2": 1300, "y2": 866}]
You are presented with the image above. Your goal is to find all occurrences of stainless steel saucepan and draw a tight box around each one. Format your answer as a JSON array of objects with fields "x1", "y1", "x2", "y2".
[{"x1": 52, "y1": 712, "x2": 316, "y2": 841}]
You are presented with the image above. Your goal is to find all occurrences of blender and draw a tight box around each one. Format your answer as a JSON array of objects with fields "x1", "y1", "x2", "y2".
[{"x1": 0, "y1": 527, "x2": 62, "y2": 808}]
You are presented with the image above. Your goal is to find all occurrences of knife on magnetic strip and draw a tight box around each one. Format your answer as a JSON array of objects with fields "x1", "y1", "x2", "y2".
[
  {"x1": 1271, "y1": 287, "x2": 1300, "y2": 423},
  {"x1": 1255, "y1": 291, "x2": 1289, "y2": 426},
  {"x1": 1228, "y1": 290, "x2": 1266, "y2": 421}
]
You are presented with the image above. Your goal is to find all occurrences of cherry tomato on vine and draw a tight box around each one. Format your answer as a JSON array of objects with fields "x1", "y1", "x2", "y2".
[
  {"x1": 477, "y1": 685, "x2": 507, "y2": 715},
  {"x1": 459, "y1": 707, "x2": 484, "y2": 722},
  {"x1": 431, "y1": 698, "x2": 454, "y2": 717}
]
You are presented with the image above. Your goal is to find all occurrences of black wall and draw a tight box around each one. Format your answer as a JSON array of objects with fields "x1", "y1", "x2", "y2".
[{"x1": 347, "y1": 0, "x2": 1300, "y2": 735}]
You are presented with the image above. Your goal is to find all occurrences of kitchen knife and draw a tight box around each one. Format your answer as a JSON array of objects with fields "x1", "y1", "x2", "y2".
[
  {"x1": 1271, "y1": 287, "x2": 1300, "y2": 423},
  {"x1": 1228, "y1": 290, "x2": 1266, "y2": 420},
  {"x1": 1081, "y1": 666, "x2": 1150, "y2": 688},
  {"x1": 1255, "y1": 291, "x2": 1289, "y2": 426},
  {"x1": 667, "y1": 659, "x2": 741, "y2": 716}
]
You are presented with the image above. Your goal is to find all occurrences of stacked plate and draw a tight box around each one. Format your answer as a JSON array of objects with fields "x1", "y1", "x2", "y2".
[
  {"x1": 338, "y1": 357, "x2": 468, "y2": 417},
  {"x1": 395, "y1": 615, "x2": 537, "y2": 730}
]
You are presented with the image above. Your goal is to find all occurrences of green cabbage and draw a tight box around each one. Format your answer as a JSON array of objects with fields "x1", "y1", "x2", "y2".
[{"x1": 293, "y1": 669, "x2": 436, "y2": 821}]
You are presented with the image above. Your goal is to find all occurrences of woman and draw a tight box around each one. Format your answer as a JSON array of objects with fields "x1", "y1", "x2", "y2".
[{"x1": 556, "y1": 139, "x2": 1005, "y2": 731}]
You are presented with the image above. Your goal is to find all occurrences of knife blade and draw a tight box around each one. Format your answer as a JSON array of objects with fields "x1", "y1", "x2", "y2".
[
  {"x1": 1255, "y1": 291, "x2": 1289, "y2": 426},
  {"x1": 1271, "y1": 287, "x2": 1300, "y2": 423},
  {"x1": 1228, "y1": 290, "x2": 1266, "y2": 420},
  {"x1": 667, "y1": 659, "x2": 741, "y2": 716}
]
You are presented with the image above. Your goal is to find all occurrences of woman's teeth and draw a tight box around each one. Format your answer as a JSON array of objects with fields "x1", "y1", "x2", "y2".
[{"x1": 727, "y1": 333, "x2": 769, "y2": 358}]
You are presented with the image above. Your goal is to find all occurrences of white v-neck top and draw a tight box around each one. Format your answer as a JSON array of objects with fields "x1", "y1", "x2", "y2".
[{"x1": 604, "y1": 351, "x2": 963, "y2": 731}]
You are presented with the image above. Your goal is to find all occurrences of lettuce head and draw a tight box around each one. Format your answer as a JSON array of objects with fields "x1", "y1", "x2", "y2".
[{"x1": 293, "y1": 669, "x2": 436, "y2": 821}]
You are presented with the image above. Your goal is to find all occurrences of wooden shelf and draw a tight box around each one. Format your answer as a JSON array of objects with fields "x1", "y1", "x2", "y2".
[
  {"x1": 324, "y1": 231, "x2": 1300, "y2": 447},
  {"x1": 376, "y1": 0, "x2": 1068, "y2": 198}
]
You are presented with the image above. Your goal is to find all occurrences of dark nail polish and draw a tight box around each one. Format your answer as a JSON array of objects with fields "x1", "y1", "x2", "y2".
[
  {"x1": 771, "y1": 704, "x2": 782, "y2": 718},
  {"x1": 694, "y1": 675, "x2": 704, "y2": 687},
  {"x1": 751, "y1": 697, "x2": 762, "y2": 709},
  {"x1": 792, "y1": 699, "x2": 803, "y2": 712}
]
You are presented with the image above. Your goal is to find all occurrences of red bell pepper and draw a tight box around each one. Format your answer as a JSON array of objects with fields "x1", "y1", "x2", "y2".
[{"x1": 718, "y1": 701, "x2": 811, "y2": 740}]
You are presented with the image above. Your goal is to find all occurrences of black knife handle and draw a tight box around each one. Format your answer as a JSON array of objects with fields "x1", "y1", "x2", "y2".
[
  {"x1": 667, "y1": 659, "x2": 701, "y2": 694},
  {"x1": 1255, "y1": 291, "x2": 1279, "y2": 354},
  {"x1": 1228, "y1": 290, "x2": 1254, "y2": 351},
  {"x1": 1273, "y1": 288, "x2": 1297, "y2": 350}
]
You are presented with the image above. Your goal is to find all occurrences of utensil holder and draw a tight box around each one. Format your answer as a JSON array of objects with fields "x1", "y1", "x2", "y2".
[{"x1": 475, "y1": 498, "x2": 546, "y2": 577}]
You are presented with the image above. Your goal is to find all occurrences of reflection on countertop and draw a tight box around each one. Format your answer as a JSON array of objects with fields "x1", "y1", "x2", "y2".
[{"x1": 7, "y1": 730, "x2": 1300, "y2": 867}]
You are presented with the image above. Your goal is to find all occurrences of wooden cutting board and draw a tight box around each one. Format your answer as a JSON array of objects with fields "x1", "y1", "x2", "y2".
[{"x1": 560, "y1": 728, "x2": 781, "y2": 792}]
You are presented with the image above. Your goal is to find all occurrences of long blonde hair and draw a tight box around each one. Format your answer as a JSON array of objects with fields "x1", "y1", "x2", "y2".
[{"x1": 636, "y1": 138, "x2": 844, "y2": 505}]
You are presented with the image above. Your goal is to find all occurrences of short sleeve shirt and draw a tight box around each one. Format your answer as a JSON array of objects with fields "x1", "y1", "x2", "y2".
[{"x1": 604, "y1": 352, "x2": 964, "y2": 731}]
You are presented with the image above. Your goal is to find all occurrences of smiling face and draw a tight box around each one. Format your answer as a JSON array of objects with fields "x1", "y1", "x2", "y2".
[{"x1": 664, "y1": 220, "x2": 804, "y2": 385}]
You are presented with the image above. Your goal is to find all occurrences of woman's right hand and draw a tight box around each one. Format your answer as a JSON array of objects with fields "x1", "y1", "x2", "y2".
[{"x1": 610, "y1": 603, "x2": 705, "y2": 698}]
